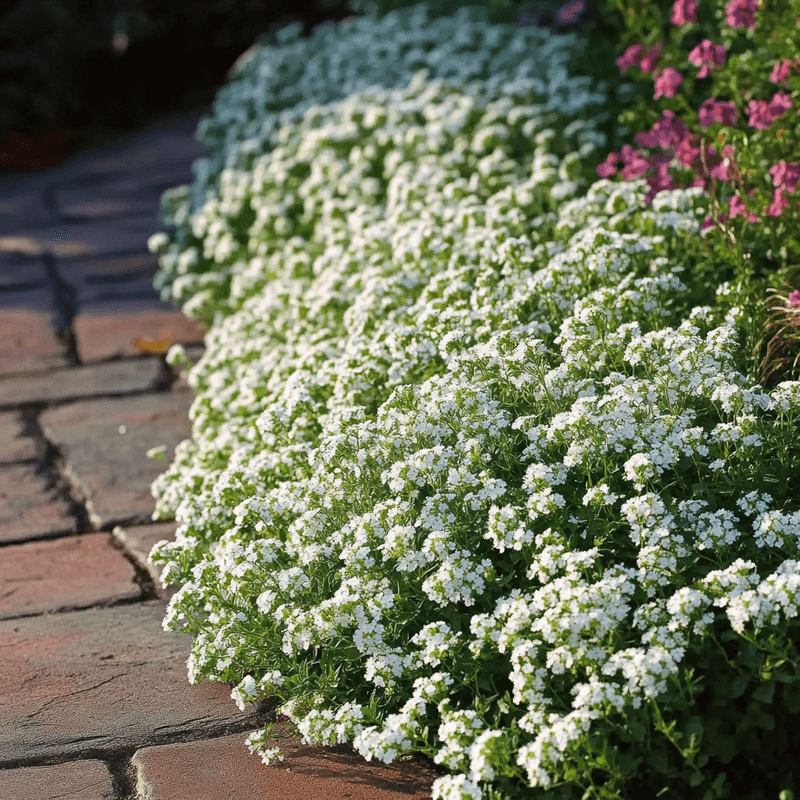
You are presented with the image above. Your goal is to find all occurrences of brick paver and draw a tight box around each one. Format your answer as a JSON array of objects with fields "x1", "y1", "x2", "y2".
[
  {"x1": 0, "y1": 760, "x2": 114, "y2": 800},
  {"x1": 73, "y1": 307, "x2": 207, "y2": 363},
  {"x1": 0, "y1": 248, "x2": 49, "y2": 289},
  {"x1": 0, "y1": 188, "x2": 56, "y2": 238},
  {"x1": 0, "y1": 309, "x2": 69, "y2": 377},
  {"x1": 131, "y1": 730, "x2": 445, "y2": 800},
  {"x1": 0, "y1": 533, "x2": 140, "y2": 620},
  {"x1": 0, "y1": 410, "x2": 37, "y2": 462},
  {"x1": 0, "y1": 356, "x2": 164, "y2": 408},
  {"x1": 0, "y1": 215, "x2": 168, "y2": 260},
  {"x1": 57, "y1": 251, "x2": 161, "y2": 310},
  {"x1": 0, "y1": 462, "x2": 77, "y2": 544},
  {"x1": 0, "y1": 600, "x2": 263, "y2": 765},
  {"x1": 38, "y1": 388, "x2": 195, "y2": 529}
]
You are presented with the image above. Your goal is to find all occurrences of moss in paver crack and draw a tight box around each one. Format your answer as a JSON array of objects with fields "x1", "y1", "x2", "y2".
[{"x1": 145, "y1": 3, "x2": 800, "y2": 800}]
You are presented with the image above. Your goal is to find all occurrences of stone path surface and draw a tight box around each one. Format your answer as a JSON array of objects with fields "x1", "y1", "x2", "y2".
[{"x1": 0, "y1": 104, "x2": 448, "y2": 799}]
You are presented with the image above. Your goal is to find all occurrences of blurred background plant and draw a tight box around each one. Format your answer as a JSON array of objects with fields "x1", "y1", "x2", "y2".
[
  {"x1": 0, "y1": 0, "x2": 355, "y2": 172},
  {"x1": 0, "y1": 0, "x2": 639, "y2": 174}
]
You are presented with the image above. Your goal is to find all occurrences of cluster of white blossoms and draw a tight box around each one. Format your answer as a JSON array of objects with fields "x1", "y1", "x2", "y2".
[
  {"x1": 146, "y1": 1, "x2": 634, "y2": 327},
  {"x1": 145, "y1": 9, "x2": 800, "y2": 800}
]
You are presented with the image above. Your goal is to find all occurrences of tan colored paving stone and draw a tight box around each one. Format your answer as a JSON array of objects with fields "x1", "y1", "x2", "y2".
[
  {"x1": 55, "y1": 167, "x2": 198, "y2": 222},
  {"x1": 0, "y1": 463, "x2": 76, "y2": 544},
  {"x1": 112, "y1": 521, "x2": 179, "y2": 600},
  {"x1": 39, "y1": 388, "x2": 195, "y2": 529},
  {"x1": 74, "y1": 307, "x2": 207, "y2": 363},
  {"x1": 0, "y1": 600, "x2": 263, "y2": 765},
  {"x1": 73, "y1": 121, "x2": 209, "y2": 177},
  {"x1": 131, "y1": 729, "x2": 446, "y2": 800},
  {"x1": 60, "y1": 250, "x2": 160, "y2": 283},
  {"x1": 0, "y1": 357, "x2": 163, "y2": 408},
  {"x1": 0, "y1": 760, "x2": 114, "y2": 800},
  {"x1": 74, "y1": 275, "x2": 165, "y2": 313},
  {"x1": 0, "y1": 216, "x2": 165, "y2": 260},
  {"x1": 0, "y1": 533, "x2": 140, "y2": 620},
  {"x1": 0, "y1": 411, "x2": 37, "y2": 462},
  {"x1": 0, "y1": 309, "x2": 69, "y2": 377}
]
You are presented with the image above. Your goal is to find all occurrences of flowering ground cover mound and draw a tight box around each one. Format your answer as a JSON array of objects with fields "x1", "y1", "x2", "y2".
[
  {"x1": 146, "y1": 3, "x2": 800, "y2": 799},
  {"x1": 147, "y1": 2, "x2": 642, "y2": 328}
]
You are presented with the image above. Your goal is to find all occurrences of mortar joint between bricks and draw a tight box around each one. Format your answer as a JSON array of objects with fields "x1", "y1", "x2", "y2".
[{"x1": 41, "y1": 249, "x2": 82, "y2": 367}]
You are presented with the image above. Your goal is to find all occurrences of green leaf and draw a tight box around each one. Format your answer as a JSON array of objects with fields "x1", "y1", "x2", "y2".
[
  {"x1": 755, "y1": 710, "x2": 776, "y2": 732},
  {"x1": 730, "y1": 674, "x2": 749, "y2": 699},
  {"x1": 708, "y1": 733, "x2": 737, "y2": 764},
  {"x1": 753, "y1": 682, "x2": 775, "y2": 704},
  {"x1": 784, "y1": 681, "x2": 800, "y2": 715},
  {"x1": 739, "y1": 644, "x2": 763, "y2": 669},
  {"x1": 647, "y1": 748, "x2": 670, "y2": 774},
  {"x1": 686, "y1": 716, "x2": 704, "y2": 741}
]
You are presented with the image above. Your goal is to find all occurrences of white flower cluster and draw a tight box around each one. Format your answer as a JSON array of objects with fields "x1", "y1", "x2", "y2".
[
  {"x1": 147, "y1": 2, "x2": 625, "y2": 324},
  {"x1": 144, "y1": 11, "x2": 800, "y2": 800}
]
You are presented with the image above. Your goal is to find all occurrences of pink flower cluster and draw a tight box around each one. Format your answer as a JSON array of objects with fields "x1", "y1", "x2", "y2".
[{"x1": 603, "y1": 0, "x2": 800, "y2": 226}]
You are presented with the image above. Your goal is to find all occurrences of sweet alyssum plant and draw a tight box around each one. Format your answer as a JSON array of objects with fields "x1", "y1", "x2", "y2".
[
  {"x1": 145, "y1": 57, "x2": 800, "y2": 800},
  {"x1": 146, "y1": 1, "x2": 640, "y2": 330}
]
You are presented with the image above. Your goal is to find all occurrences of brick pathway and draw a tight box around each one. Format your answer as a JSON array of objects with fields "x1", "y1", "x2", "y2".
[{"x1": 0, "y1": 105, "x2": 447, "y2": 800}]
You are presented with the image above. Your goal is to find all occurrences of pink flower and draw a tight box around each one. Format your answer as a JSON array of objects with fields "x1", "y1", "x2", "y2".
[
  {"x1": 555, "y1": 0, "x2": 586, "y2": 25},
  {"x1": 671, "y1": 0, "x2": 697, "y2": 25},
  {"x1": 654, "y1": 67, "x2": 684, "y2": 99},
  {"x1": 635, "y1": 109, "x2": 691, "y2": 150},
  {"x1": 769, "y1": 58, "x2": 799, "y2": 86},
  {"x1": 747, "y1": 99, "x2": 772, "y2": 129},
  {"x1": 729, "y1": 188, "x2": 760, "y2": 223},
  {"x1": 769, "y1": 92, "x2": 794, "y2": 118},
  {"x1": 769, "y1": 161, "x2": 800, "y2": 192},
  {"x1": 639, "y1": 41, "x2": 663, "y2": 74},
  {"x1": 617, "y1": 44, "x2": 644, "y2": 73},
  {"x1": 725, "y1": 0, "x2": 759, "y2": 29},
  {"x1": 788, "y1": 289, "x2": 800, "y2": 308},
  {"x1": 675, "y1": 136, "x2": 701, "y2": 167},
  {"x1": 748, "y1": 94, "x2": 793, "y2": 130},
  {"x1": 688, "y1": 40, "x2": 727, "y2": 79},
  {"x1": 698, "y1": 98, "x2": 738, "y2": 128},
  {"x1": 763, "y1": 185, "x2": 790, "y2": 217},
  {"x1": 597, "y1": 152, "x2": 622, "y2": 178},
  {"x1": 619, "y1": 143, "x2": 652, "y2": 180},
  {"x1": 691, "y1": 144, "x2": 727, "y2": 184}
]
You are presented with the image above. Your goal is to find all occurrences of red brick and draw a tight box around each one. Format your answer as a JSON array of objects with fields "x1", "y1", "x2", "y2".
[
  {"x1": 131, "y1": 729, "x2": 446, "y2": 800},
  {"x1": 0, "y1": 357, "x2": 163, "y2": 407},
  {"x1": 38, "y1": 388, "x2": 195, "y2": 529},
  {"x1": 0, "y1": 410, "x2": 37, "y2": 462},
  {"x1": 0, "y1": 463, "x2": 77, "y2": 544},
  {"x1": 0, "y1": 533, "x2": 140, "y2": 620},
  {"x1": 74, "y1": 308, "x2": 207, "y2": 363},
  {"x1": 0, "y1": 309, "x2": 69, "y2": 377},
  {"x1": 0, "y1": 600, "x2": 263, "y2": 765},
  {"x1": 0, "y1": 760, "x2": 114, "y2": 800}
]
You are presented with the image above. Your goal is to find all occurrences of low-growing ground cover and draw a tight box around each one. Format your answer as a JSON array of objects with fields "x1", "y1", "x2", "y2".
[{"x1": 146, "y1": 3, "x2": 800, "y2": 798}]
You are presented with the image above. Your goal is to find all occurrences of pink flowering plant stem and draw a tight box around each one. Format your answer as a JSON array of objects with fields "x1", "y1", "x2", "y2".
[{"x1": 598, "y1": 0, "x2": 800, "y2": 387}]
